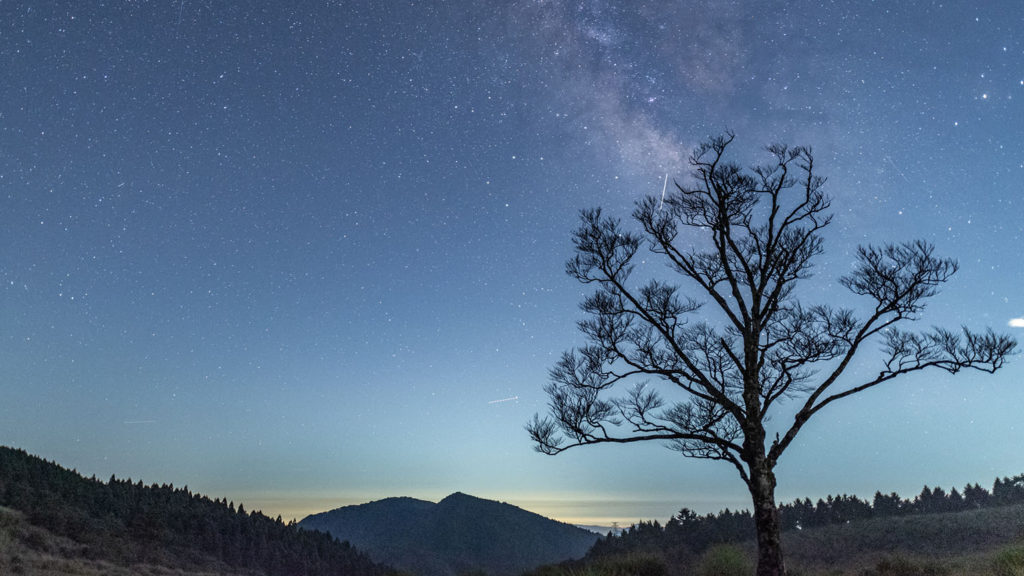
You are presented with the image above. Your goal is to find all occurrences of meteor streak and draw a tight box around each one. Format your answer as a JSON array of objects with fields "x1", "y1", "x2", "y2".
[
  {"x1": 658, "y1": 173, "x2": 668, "y2": 210},
  {"x1": 488, "y1": 396, "x2": 519, "y2": 405}
]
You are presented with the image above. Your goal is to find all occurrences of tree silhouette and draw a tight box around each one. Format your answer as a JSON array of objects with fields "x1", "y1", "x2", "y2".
[{"x1": 527, "y1": 133, "x2": 1016, "y2": 576}]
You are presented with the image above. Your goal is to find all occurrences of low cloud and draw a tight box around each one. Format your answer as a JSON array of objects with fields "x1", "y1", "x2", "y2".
[{"x1": 1009, "y1": 318, "x2": 1024, "y2": 328}]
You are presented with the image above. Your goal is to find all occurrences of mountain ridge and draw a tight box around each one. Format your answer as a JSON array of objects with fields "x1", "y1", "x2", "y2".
[{"x1": 300, "y1": 492, "x2": 600, "y2": 576}]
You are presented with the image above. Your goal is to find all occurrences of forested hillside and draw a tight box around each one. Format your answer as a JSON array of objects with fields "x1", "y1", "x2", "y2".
[
  {"x1": 591, "y1": 474, "x2": 1024, "y2": 560},
  {"x1": 540, "y1": 474, "x2": 1024, "y2": 575},
  {"x1": 0, "y1": 446, "x2": 393, "y2": 576}
]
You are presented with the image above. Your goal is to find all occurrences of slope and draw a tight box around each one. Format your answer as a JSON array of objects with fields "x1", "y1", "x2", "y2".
[
  {"x1": 0, "y1": 446, "x2": 392, "y2": 576},
  {"x1": 300, "y1": 492, "x2": 600, "y2": 576}
]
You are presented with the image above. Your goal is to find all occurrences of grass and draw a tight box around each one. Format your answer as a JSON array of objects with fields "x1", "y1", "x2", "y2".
[
  {"x1": 991, "y1": 543, "x2": 1024, "y2": 576},
  {"x1": 695, "y1": 544, "x2": 751, "y2": 576},
  {"x1": 527, "y1": 553, "x2": 669, "y2": 576},
  {"x1": 777, "y1": 503, "x2": 1024, "y2": 575}
]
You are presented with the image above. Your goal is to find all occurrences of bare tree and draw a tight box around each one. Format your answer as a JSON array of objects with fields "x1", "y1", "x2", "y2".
[{"x1": 527, "y1": 133, "x2": 1016, "y2": 576}]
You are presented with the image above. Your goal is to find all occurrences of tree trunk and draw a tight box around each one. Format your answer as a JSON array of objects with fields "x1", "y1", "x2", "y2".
[{"x1": 750, "y1": 464, "x2": 786, "y2": 576}]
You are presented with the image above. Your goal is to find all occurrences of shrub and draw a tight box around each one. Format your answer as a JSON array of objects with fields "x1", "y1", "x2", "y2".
[
  {"x1": 860, "y1": 555, "x2": 949, "y2": 576},
  {"x1": 992, "y1": 544, "x2": 1024, "y2": 576},
  {"x1": 19, "y1": 528, "x2": 50, "y2": 553},
  {"x1": 599, "y1": 554, "x2": 666, "y2": 576},
  {"x1": 695, "y1": 544, "x2": 751, "y2": 576},
  {"x1": 9, "y1": 554, "x2": 25, "y2": 575}
]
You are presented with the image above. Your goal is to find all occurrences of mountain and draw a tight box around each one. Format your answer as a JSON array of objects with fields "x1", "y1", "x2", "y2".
[
  {"x1": 300, "y1": 492, "x2": 601, "y2": 576},
  {"x1": 0, "y1": 446, "x2": 393, "y2": 576}
]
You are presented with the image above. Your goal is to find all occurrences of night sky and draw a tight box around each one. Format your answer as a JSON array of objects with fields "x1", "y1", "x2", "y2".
[{"x1": 2, "y1": 1, "x2": 1023, "y2": 527}]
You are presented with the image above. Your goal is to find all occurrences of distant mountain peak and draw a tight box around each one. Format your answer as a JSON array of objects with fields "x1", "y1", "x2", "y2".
[
  {"x1": 299, "y1": 492, "x2": 599, "y2": 576},
  {"x1": 363, "y1": 495, "x2": 433, "y2": 507},
  {"x1": 436, "y1": 491, "x2": 489, "y2": 506}
]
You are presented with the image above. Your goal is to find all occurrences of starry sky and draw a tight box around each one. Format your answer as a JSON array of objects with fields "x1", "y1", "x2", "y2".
[{"x1": 2, "y1": 1, "x2": 1023, "y2": 527}]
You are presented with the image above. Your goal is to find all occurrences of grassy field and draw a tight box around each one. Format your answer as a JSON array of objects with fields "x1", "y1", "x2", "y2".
[{"x1": 778, "y1": 502, "x2": 1024, "y2": 575}]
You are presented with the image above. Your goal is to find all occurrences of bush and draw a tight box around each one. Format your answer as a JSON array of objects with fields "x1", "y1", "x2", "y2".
[
  {"x1": 992, "y1": 544, "x2": 1024, "y2": 576},
  {"x1": 10, "y1": 553, "x2": 25, "y2": 575},
  {"x1": 695, "y1": 544, "x2": 751, "y2": 576},
  {"x1": 859, "y1": 555, "x2": 948, "y2": 576},
  {"x1": 599, "y1": 554, "x2": 666, "y2": 576},
  {"x1": 19, "y1": 528, "x2": 50, "y2": 553}
]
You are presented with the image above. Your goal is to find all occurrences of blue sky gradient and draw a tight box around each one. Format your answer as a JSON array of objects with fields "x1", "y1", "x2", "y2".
[{"x1": 2, "y1": 1, "x2": 1022, "y2": 526}]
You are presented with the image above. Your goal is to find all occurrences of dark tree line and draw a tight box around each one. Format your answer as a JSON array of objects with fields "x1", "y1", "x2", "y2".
[
  {"x1": 0, "y1": 446, "x2": 393, "y2": 576},
  {"x1": 589, "y1": 473, "x2": 1024, "y2": 558},
  {"x1": 779, "y1": 475, "x2": 1024, "y2": 529}
]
